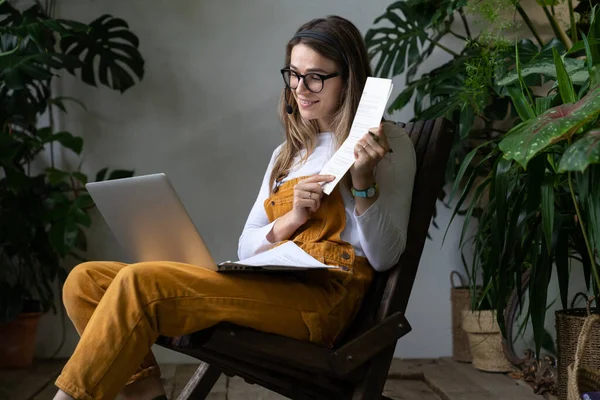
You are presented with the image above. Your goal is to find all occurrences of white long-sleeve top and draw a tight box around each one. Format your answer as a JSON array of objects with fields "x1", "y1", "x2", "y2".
[{"x1": 237, "y1": 123, "x2": 416, "y2": 272}]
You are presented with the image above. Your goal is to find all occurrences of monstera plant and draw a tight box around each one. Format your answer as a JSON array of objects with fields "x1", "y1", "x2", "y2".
[{"x1": 0, "y1": 0, "x2": 144, "y2": 333}]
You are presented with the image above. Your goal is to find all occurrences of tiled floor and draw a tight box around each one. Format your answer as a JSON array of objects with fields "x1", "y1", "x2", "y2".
[{"x1": 0, "y1": 358, "x2": 555, "y2": 400}]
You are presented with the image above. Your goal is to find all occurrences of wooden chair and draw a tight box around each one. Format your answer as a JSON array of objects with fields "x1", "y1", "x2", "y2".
[{"x1": 156, "y1": 117, "x2": 455, "y2": 400}]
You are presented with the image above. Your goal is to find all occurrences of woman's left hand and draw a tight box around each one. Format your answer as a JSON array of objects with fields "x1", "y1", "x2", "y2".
[{"x1": 350, "y1": 124, "x2": 390, "y2": 187}]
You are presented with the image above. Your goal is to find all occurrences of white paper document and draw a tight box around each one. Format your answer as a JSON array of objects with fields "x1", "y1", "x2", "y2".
[
  {"x1": 320, "y1": 77, "x2": 393, "y2": 195},
  {"x1": 221, "y1": 241, "x2": 337, "y2": 269}
]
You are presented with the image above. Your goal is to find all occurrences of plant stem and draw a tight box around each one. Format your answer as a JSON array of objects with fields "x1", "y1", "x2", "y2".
[
  {"x1": 567, "y1": 0, "x2": 577, "y2": 43},
  {"x1": 450, "y1": 30, "x2": 468, "y2": 41},
  {"x1": 542, "y1": 5, "x2": 573, "y2": 50},
  {"x1": 513, "y1": 1, "x2": 544, "y2": 47},
  {"x1": 48, "y1": 99, "x2": 55, "y2": 168},
  {"x1": 427, "y1": 37, "x2": 460, "y2": 57},
  {"x1": 568, "y1": 171, "x2": 600, "y2": 293},
  {"x1": 459, "y1": 8, "x2": 472, "y2": 39}
]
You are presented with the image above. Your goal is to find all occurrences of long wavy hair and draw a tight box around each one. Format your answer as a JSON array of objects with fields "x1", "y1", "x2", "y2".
[{"x1": 268, "y1": 16, "x2": 373, "y2": 192}]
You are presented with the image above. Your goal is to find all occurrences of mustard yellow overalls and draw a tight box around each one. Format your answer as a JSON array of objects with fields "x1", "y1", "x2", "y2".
[{"x1": 55, "y1": 177, "x2": 374, "y2": 400}]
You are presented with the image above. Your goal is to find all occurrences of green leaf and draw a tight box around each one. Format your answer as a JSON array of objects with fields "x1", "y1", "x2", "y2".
[
  {"x1": 49, "y1": 96, "x2": 87, "y2": 112},
  {"x1": 108, "y1": 169, "x2": 134, "y2": 180},
  {"x1": 95, "y1": 167, "x2": 108, "y2": 182},
  {"x1": 592, "y1": 66, "x2": 600, "y2": 88},
  {"x1": 589, "y1": 5, "x2": 600, "y2": 65},
  {"x1": 366, "y1": 2, "x2": 429, "y2": 81},
  {"x1": 581, "y1": 166, "x2": 600, "y2": 269},
  {"x1": 559, "y1": 129, "x2": 600, "y2": 172},
  {"x1": 72, "y1": 172, "x2": 88, "y2": 185},
  {"x1": 506, "y1": 86, "x2": 536, "y2": 121},
  {"x1": 72, "y1": 207, "x2": 91, "y2": 228},
  {"x1": 555, "y1": 228, "x2": 569, "y2": 310},
  {"x1": 52, "y1": 132, "x2": 83, "y2": 154},
  {"x1": 499, "y1": 85, "x2": 600, "y2": 167},
  {"x1": 46, "y1": 168, "x2": 69, "y2": 185},
  {"x1": 74, "y1": 193, "x2": 94, "y2": 209},
  {"x1": 541, "y1": 177, "x2": 554, "y2": 251},
  {"x1": 565, "y1": 38, "x2": 600, "y2": 57},
  {"x1": 535, "y1": 96, "x2": 554, "y2": 115},
  {"x1": 459, "y1": 105, "x2": 475, "y2": 139},
  {"x1": 449, "y1": 146, "x2": 478, "y2": 202},
  {"x1": 530, "y1": 236, "x2": 552, "y2": 358},
  {"x1": 59, "y1": 15, "x2": 144, "y2": 92},
  {"x1": 581, "y1": 32, "x2": 594, "y2": 79},
  {"x1": 388, "y1": 83, "x2": 415, "y2": 113},
  {"x1": 552, "y1": 48, "x2": 576, "y2": 104},
  {"x1": 497, "y1": 58, "x2": 586, "y2": 87}
]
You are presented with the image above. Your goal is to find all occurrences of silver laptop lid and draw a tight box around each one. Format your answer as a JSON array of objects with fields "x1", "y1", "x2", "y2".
[{"x1": 86, "y1": 173, "x2": 217, "y2": 269}]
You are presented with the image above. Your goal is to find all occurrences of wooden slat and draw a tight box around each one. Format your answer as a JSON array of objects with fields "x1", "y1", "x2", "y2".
[
  {"x1": 0, "y1": 359, "x2": 64, "y2": 400},
  {"x1": 351, "y1": 346, "x2": 396, "y2": 400},
  {"x1": 383, "y1": 380, "x2": 442, "y2": 400},
  {"x1": 440, "y1": 359, "x2": 539, "y2": 400},
  {"x1": 176, "y1": 362, "x2": 222, "y2": 400},
  {"x1": 329, "y1": 312, "x2": 411, "y2": 376},
  {"x1": 159, "y1": 342, "x2": 349, "y2": 399},
  {"x1": 387, "y1": 118, "x2": 454, "y2": 316},
  {"x1": 202, "y1": 324, "x2": 335, "y2": 374}
]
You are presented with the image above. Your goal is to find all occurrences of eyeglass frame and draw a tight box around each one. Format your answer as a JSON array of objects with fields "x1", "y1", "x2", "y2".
[{"x1": 280, "y1": 68, "x2": 341, "y2": 94}]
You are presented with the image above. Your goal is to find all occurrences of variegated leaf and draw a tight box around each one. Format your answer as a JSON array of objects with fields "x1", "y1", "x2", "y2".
[
  {"x1": 499, "y1": 85, "x2": 600, "y2": 167},
  {"x1": 559, "y1": 129, "x2": 600, "y2": 172}
]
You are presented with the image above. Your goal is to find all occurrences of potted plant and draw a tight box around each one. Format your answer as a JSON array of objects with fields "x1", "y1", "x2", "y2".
[
  {"x1": 453, "y1": 12, "x2": 600, "y2": 396},
  {"x1": 0, "y1": 0, "x2": 143, "y2": 368},
  {"x1": 366, "y1": 0, "x2": 600, "y2": 390}
]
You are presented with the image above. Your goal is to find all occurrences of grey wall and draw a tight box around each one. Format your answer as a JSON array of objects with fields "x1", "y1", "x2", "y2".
[{"x1": 34, "y1": 0, "x2": 485, "y2": 364}]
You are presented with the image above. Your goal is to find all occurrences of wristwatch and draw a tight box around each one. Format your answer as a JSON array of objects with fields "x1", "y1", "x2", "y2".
[{"x1": 351, "y1": 183, "x2": 378, "y2": 198}]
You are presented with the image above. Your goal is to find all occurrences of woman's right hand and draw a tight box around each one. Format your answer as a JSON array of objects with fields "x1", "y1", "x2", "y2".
[
  {"x1": 267, "y1": 174, "x2": 335, "y2": 243},
  {"x1": 288, "y1": 174, "x2": 336, "y2": 226}
]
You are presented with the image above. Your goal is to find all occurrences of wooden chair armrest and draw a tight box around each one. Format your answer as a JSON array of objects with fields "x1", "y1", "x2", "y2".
[{"x1": 328, "y1": 311, "x2": 411, "y2": 376}]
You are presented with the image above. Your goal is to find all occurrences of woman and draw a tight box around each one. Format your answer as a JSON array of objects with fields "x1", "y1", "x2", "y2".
[{"x1": 53, "y1": 15, "x2": 416, "y2": 400}]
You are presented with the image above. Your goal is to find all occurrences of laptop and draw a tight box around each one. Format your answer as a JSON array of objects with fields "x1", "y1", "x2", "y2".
[{"x1": 85, "y1": 173, "x2": 326, "y2": 272}]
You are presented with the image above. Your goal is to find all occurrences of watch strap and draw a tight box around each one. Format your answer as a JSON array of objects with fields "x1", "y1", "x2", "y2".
[{"x1": 351, "y1": 183, "x2": 378, "y2": 198}]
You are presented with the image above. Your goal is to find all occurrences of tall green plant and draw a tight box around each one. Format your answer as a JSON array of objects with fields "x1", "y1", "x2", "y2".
[
  {"x1": 0, "y1": 1, "x2": 143, "y2": 323},
  {"x1": 451, "y1": 12, "x2": 600, "y2": 356}
]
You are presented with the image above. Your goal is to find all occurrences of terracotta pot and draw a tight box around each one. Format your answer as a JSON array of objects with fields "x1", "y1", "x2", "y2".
[
  {"x1": 0, "y1": 312, "x2": 42, "y2": 368},
  {"x1": 462, "y1": 309, "x2": 513, "y2": 373}
]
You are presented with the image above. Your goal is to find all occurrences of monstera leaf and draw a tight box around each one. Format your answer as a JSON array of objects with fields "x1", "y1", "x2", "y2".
[
  {"x1": 559, "y1": 129, "x2": 600, "y2": 172},
  {"x1": 365, "y1": 1, "x2": 430, "y2": 79},
  {"x1": 499, "y1": 85, "x2": 600, "y2": 167},
  {"x1": 59, "y1": 14, "x2": 144, "y2": 93}
]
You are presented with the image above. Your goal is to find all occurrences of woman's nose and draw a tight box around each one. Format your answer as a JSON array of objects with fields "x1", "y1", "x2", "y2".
[{"x1": 295, "y1": 77, "x2": 309, "y2": 94}]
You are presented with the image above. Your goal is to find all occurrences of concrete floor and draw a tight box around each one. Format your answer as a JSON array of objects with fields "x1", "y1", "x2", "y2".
[{"x1": 1, "y1": 358, "x2": 555, "y2": 400}]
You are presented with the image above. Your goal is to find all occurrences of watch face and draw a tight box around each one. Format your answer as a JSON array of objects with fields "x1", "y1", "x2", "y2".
[{"x1": 367, "y1": 187, "x2": 375, "y2": 197}]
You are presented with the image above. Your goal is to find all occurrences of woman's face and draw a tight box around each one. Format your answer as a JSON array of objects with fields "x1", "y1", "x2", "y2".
[{"x1": 288, "y1": 43, "x2": 343, "y2": 132}]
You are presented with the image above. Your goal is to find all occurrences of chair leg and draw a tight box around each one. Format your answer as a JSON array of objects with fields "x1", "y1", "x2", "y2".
[
  {"x1": 351, "y1": 346, "x2": 395, "y2": 400},
  {"x1": 176, "y1": 361, "x2": 222, "y2": 400}
]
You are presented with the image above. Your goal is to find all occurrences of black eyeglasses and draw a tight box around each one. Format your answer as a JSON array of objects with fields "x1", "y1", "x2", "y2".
[{"x1": 280, "y1": 68, "x2": 340, "y2": 93}]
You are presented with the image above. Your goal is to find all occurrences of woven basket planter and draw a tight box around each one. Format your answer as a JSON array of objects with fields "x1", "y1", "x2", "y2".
[
  {"x1": 450, "y1": 271, "x2": 472, "y2": 363},
  {"x1": 556, "y1": 299, "x2": 600, "y2": 400},
  {"x1": 462, "y1": 309, "x2": 513, "y2": 372},
  {"x1": 567, "y1": 314, "x2": 600, "y2": 400}
]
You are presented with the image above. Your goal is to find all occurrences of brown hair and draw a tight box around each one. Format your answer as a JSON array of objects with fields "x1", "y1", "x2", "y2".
[{"x1": 269, "y1": 15, "x2": 373, "y2": 192}]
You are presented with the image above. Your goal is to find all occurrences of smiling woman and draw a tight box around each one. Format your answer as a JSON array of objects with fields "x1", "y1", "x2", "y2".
[{"x1": 53, "y1": 15, "x2": 416, "y2": 400}]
